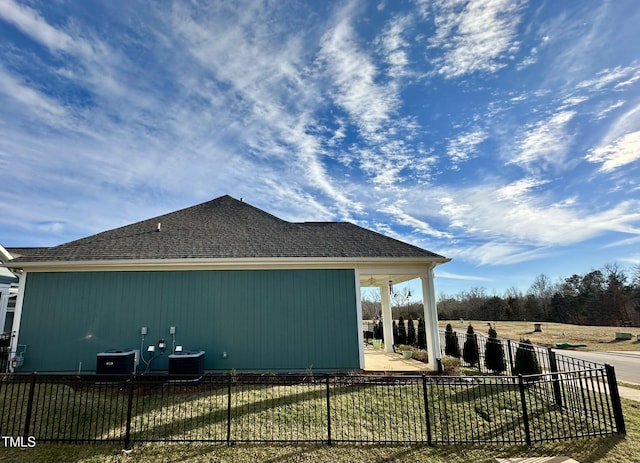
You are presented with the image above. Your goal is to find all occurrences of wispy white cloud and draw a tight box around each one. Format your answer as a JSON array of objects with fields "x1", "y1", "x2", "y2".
[
  {"x1": 379, "y1": 202, "x2": 452, "y2": 238},
  {"x1": 428, "y1": 0, "x2": 523, "y2": 78},
  {"x1": 0, "y1": 0, "x2": 80, "y2": 54},
  {"x1": 433, "y1": 180, "x2": 640, "y2": 265},
  {"x1": 0, "y1": 67, "x2": 66, "y2": 120},
  {"x1": 319, "y1": 5, "x2": 398, "y2": 135},
  {"x1": 586, "y1": 131, "x2": 640, "y2": 172},
  {"x1": 595, "y1": 100, "x2": 625, "y2": 120},
  {"x1": 446, "y1": 129, "x2": 487, "y2": 168},
  {"x1": 436, "y1": 270, "x2": 494, "y2": 282},
  {"x1": 576, "y1": 63, "x2": 640, "y2": 91},
  {"x1": 378, "y1": 13, "x2": 412, "y2": 78},
  {"x1": 510, "y1": 110, "x2": 576, "y2": 171}
]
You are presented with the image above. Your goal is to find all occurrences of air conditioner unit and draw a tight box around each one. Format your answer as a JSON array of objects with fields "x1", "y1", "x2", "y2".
[
  {"x1": 96, "y1": 349, "x2": 136, "y2": 375},
  {"x1": 168, "y1": 350, "x2": 205, "y2": 377}
]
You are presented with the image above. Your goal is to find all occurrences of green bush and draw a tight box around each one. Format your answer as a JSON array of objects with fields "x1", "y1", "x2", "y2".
[
  {"x1": 463, "y1": 324, "x2": 479, "y2": 366},
  {"x1": 407, "y1": 316, "x2": 416, "y2": 346},
  {"x1": 484, "y1": 326, "x2": 506, "y2": 374},
  {"x1": 444, "y1": 323, "x2": 461, "y2": 358},
  {"x1": 397, "y1": 316, "x2": 407, "y2": 345},
  {"x1": 513, "y1": 339, "x2": 542, "y2": 376},
  {"x1": 417, "y1": 317, "x2": 426, "y2": 349}
]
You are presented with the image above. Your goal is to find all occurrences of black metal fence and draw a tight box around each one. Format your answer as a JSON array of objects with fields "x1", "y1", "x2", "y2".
[
  {"x1": 0, "y1": 367, "x2": 625, "y2": 447},
  {"x1": 439, "y1": 329, "x2": 603, "y2": 376}
]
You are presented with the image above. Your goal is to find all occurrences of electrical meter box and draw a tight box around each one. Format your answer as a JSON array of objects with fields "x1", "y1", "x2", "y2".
[{"x1": 96, "y1": 349, "x2": 136, "y2": 374}]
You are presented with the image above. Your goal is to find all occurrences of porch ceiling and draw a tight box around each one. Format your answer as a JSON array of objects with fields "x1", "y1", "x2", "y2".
[{"x1": 359, "y1": 273, "x2": 419, "y2": 288}]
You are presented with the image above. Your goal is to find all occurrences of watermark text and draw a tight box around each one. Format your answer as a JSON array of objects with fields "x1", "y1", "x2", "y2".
[{"x1": 2, "y1": 436, "x2": 37, "y2": 448}]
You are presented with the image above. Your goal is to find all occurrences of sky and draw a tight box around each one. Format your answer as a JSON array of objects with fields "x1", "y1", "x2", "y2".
[{"x1": 1, "y1": 0, "x2": 639, "y2": 299}]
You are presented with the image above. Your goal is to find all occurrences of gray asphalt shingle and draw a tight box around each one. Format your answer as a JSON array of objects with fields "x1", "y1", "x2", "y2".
[{"x1": 9, "y1": 195, "x2": 446, "y2": 263}]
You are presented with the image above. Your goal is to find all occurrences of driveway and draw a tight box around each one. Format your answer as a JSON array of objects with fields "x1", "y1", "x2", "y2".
[{"x1": 553, "y1": 350, "x2": 640, "y2": 384}]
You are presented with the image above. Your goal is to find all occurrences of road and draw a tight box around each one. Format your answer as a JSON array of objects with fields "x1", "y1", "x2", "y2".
[{"x1": 553, "y1": 350, "x2": 640, "y2": 384}]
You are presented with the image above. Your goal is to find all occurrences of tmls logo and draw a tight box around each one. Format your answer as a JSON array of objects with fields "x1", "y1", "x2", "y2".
[{"x1": 2, "y1": 436, "x2": 37, "y2": 448}]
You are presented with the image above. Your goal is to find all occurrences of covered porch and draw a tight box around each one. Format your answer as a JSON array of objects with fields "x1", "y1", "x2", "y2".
[
  {"x1": 363, "y1": 345, "x2": 431, "y2": 372},
  {"x1": 357, "y1": 263, "x2": 446, "y2": 372}
]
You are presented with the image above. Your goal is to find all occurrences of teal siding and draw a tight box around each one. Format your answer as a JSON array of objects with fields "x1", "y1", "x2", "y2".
[{"x1": 18, "y1": 269, "x2": 359, "y2": 372}]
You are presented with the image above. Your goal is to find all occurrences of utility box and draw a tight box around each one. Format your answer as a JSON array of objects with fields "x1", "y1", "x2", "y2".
[
  {"x1": 96, "y1": 349, "x2": 136, "y2": 374},
  {"x1": 168, "y1": 350, "x2": 205, "y2": 376}
]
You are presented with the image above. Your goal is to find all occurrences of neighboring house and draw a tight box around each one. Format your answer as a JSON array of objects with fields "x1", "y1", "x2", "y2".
[
  {"x1": 4, "y1": 195, "x2": 450, "y2": 373},
  {"x1": 0, "y1": 245, "x2": 20, "y2": 372}
]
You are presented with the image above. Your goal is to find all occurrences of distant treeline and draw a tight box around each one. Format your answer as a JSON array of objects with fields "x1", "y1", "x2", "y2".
[{"x1": 361, "y1": 264, "x2": 640, "y2": 327}]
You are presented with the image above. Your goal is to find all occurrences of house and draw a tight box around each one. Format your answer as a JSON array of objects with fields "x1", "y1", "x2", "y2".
[
  {"x1": 0, "y1": 245, "x2": 20, "y2": 372},
  {"x1": 4, "y1": 195, "x2": 450, "y2": 373}
]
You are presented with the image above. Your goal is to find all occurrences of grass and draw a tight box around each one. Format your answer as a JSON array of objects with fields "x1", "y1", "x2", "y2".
[
  {"x1": 1, "y1": 373, "x2": 636, "y2": 463},
  {"x1": 439, "y1": 320, "x2": 640, "y2": 352},
  {"x1": 0, "y1": 398, "x2": 638, "y2": 463}
]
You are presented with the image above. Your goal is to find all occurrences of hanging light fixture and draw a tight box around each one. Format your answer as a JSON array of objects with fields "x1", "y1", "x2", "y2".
[
  {"x1": 368, "y1": 276, "x2": 376, "y2": 286},
  {"x1": 388, "y1": 280, "x2": 393, "y2": 295}
]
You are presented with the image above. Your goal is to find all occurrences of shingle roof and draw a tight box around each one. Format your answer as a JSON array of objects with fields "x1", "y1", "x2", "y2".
[{"x1": 8, "y1": 195, "x2": 447, "y2": 264}]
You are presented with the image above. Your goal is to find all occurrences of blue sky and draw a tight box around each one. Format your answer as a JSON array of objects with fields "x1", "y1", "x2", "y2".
[{"x1": 1, "y1": 0, "x2": 639, "y2": 298}]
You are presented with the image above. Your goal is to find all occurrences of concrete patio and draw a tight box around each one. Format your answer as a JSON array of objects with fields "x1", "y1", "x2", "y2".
[{"x1": 363, "y1": 345, "x2": 431, "y2": 372}]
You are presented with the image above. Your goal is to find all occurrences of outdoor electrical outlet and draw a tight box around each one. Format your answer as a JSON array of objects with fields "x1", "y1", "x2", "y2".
[
  {"x1": 141, "y1": 327, "x2": 147, "y2": 335},
  {"x1": 169, "y1": 326, "x2": 175, "y2": 335}
]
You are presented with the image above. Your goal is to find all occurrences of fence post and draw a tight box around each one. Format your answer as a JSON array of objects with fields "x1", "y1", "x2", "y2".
[
  {"x1": 518, "y1": 374, "x2": 532, "y2": 446},
  {"x1": 548, "y1": 349, "x2": 563, "y2": 408},
  {"x1": 226, "y1": 374, "x2": 232, "y2": 446},
  {"x1": 421, "y1": 374, "x2": 432, "y2": 446},
  {"x1": 325, "y1": 375, "x2": 332, "y2": 446},
  {"x1": 507, "y1": 339, "x2": 514, "y2": 374},
  {"x1": 124, "y1": 374, "x2": 135, "y2": 449},
  {"x1": 605, "y1": 364, "x2": 626, "y2": 435},
  {"x1": 22, "y1": 373, "x2": 36, "y2": 441}
]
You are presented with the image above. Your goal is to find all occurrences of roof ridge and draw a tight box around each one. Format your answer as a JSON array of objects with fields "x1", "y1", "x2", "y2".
[{"x1": 7, "y1": 195, "x2": 448, "y2": 264}]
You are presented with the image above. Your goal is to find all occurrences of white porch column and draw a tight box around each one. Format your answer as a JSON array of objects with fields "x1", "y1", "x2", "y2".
[
  {"x1": 9, "y1": 272, "x2": 27, "y2": 373},
  {"x1": 0, "y1": 286, "x2": 8, "y2": 333},
  {"x1": 354, "y1": 269, "x2": 365, "y2": 369},
  {"x1": 380, "y1": 284, "x2": 394, "y2": 353},
  {"x1": 421, "y1": 266, "x2": 442, "y2": 372}
]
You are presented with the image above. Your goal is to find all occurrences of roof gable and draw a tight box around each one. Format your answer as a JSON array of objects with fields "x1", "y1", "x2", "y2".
[{"x1": 8, "y1": 195, "x2": 447, "y2": 264}]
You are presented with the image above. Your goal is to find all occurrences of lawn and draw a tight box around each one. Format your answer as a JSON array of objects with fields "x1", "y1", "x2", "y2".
[
  {"x1": 439, "y1": 320, "x2": 640, "y2": 352},
  {"x1": 0, "y1": 397, "x2": 638, "y2": 463},
  {"x1": 0, "y1": 372, "x2": 635, "y2": 463}
]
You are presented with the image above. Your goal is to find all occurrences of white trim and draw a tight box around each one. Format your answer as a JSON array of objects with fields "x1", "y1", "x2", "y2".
[
  {"x1": 354, "y1": 268, "x2": 364, "y2": 369},
  {"x1": 9, "y1": 271, "x2": 27, "y2": 373},
  {"x1": 5, "y1": 256, "x2": 450, "y2": 272}
]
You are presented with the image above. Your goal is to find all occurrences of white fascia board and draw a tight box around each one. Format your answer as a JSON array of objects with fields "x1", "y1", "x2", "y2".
[
  {"x1": 0, "y1": 244, "x2": 13, "y2": 263},
  {"x1": 8, "y1": 256, "x2": 451, "y2": 273}
]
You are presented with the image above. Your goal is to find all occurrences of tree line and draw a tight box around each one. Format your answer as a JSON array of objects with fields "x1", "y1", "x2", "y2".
[
  {"x1": 437, "y1": 264, "x2": 640, "y2": 326},
  {"x1": 362, "y1": 264, "x2": 640, "y2": 326}
]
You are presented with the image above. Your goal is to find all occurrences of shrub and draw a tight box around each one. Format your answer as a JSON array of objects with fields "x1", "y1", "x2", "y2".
[
  {"x1": 444, "y1": 323, "x2": 461, "y2": 358},
  {"x1": 463, "y1": 324, "x2": 479, "y2": 366},
  {"x1": 441, "y1": 357, "x2": 461, "y2": 376},
  {"x1": 513, "y1": 339, "x2": 542, "y2": 376},
  {"x1": 407, "y1": 316, "x2": 416, "y2": 346},
  {"x1": 373, "y1": 321, "x2": 383, "y2": 340},
  {"x1": 397, "y1": 316, "x2": 407, "y2": 345},
  {"x1": 484, "y1": 326, "x2": 506, "y2": 374},
  {"x1": 392, "y1": 320, "x2": 398, "y2": 346},
  {"x1": 417, "y1": 317, "x2": 426, "y2": 349}
]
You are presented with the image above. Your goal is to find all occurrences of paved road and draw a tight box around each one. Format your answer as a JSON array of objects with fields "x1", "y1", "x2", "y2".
[{"x1": 553, "y1": 350, "x2": 640, "y2": 384}]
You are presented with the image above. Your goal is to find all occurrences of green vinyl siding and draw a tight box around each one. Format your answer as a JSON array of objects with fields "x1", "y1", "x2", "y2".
[{"x1": 18, "y1": 269, "x2": 359, "y2": 372}]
